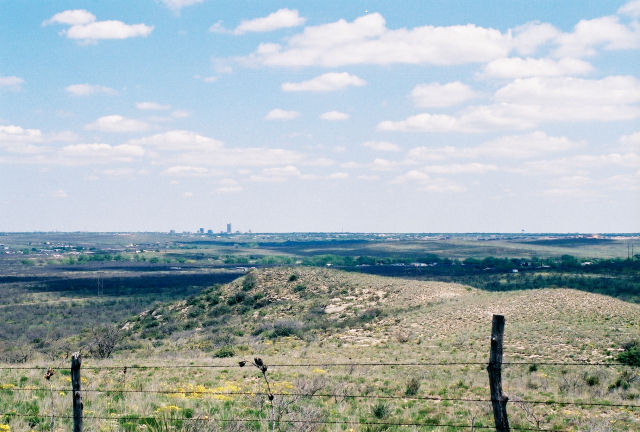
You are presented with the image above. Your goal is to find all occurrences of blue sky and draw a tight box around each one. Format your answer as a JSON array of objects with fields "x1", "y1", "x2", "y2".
[{"x1": 1, "y1": 0, "x2": 639, "y2": 232}]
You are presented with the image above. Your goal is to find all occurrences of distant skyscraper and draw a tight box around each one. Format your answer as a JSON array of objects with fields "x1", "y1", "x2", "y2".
[
  {"x1": 199, "y1": 228, "x2": 204, "y2": 234},
  {"x1": 226, "y1": 223, "x2": 231, "y2": 234}
]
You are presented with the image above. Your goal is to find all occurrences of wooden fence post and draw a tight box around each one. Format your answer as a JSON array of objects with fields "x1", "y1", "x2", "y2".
[
  {"x1": 71, "y1": 352, "x2": 83, "y2": 432},
  {"x1": 487, "y1": 314, "x2": 509, "y2": 432}
]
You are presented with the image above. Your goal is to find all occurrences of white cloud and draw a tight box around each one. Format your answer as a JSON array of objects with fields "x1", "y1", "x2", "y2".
[
  {"x1": 495, "y1": 75, "x2": 640, "y2": 107},
  {"x1": 421, "y1": 163, "x2": 497, "y2": 174},
  {"x1": 410, "y1": 81, "x2": 478, "y2": 107},
  {"x1": 85, "y1": 115, "x2": 150, "y2": 133},
  {"x1": 216, "y1": 178, "x2": 243, "y2": 193},
  {"x1": 619, "y1": 0, "x2": 640, "y2": 18},
  {"x1": 0, "y1": 125, "x2": 44, "y2": 153},
  {"x1": 262, "y1": 165, "x2": 301, "y2": 177},
  {"x1": 320, "y1": 111, "x2": 350, "y2": 121},
  {"x1": 159, "y1": 0, "x2": 203, "y2": 11},
  {"x1": 45, "y1": 10, "x2": 153, "y2": 42},
  {"x1": 47, "y1": 131, "x2": 81, "y2": 143},
  {"x1": 227, "y1": 9, "x2": 305, "y2": 34},
  {"x1": 380, "y1": 76, "x2": 640, "y2": 133},
  {"x1": 328, "y1": 172, "x2": 348, "y2": 179},
  {"x1": 553, "y1": 16, "x2": 640, "y2": 58},
  {"x1": 265, "y1": 108, "x2": 300, "y2": 120},
  {"x1": 61, "y1": 143, "x2": 145, "y2": 163},
  {"x1": 136, "y1": 101, "x2": 171, "y2": 110},
  {"x1": 371, "y1": 158, "x2": 398, "y2": 171},
  {"x1": 520, "y1": 153, "x2": 640, "y2": 176},
  {"x1": 66, "y1": 83, "x2": 116, "y2": 96},
  {"x1": 127, "y1": 130, "x2": 223, "y2": 151},
  {"x1": 392, "y1": 170, "x2": 466, "y2": 192},
  {"x1": 282, "y1": 72, "x2": 366, "y2": 92},
  {"x1": 362, "y1": 141, "x2": 400, "y2": 152},
  {"x1": 378, "y1": 113, "x2": 461, "y2": 133},
  {"x1": 66, "y1": 21, "x2": 153, "y2": 41},
  {"x1": 43, "y1": 9, "x2": 95, "y2": 26},
  {"x1": 480, "y1": 57, "x2": 593, "y2": 79},
  {"x1": 244, "y1": 13, "x2": 509, "y2": 67},
  {"x1": 510, "y1": 21, "x2": 560, "y2": 55},
  {"x1": 403, "y1": 131, "x2": 583, "y2": 162},
  {"x1": 128, "y1": 130, "x2": 303, "y2": 168},
  {"x1": 0, "y1": 76, "x2": 24, "y2": 90},
  {"x1": 161, "y1": 166, "x2": 208, "y2": 176},
  {"x1": 473, "y1": 131, "x2": 583, "y2": 159}
]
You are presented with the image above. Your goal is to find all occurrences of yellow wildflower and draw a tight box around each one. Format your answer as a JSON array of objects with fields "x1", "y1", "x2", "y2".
[
  {"x1": 312, "y1": 368, "x2": 327, "y2": 374},
  {"x1": 0, "y1": 424, "x2": 10, "y2": 432},
  {"x1": 155, "y1": 405, "x2": 182, "y2": 413},
  {"x1": 0, "y1": 384, "x2": 15, "y2": 390}
]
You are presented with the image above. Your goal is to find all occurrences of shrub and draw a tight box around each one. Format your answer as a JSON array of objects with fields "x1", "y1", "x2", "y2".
[
  {"x1": 371, "y1": 401, "x2": 390, "y2": 419},
  {"x1": 294, "y1": 284, "x2": 307, "y2": 292},
  {"x1": 242, "y1": 273, "x2": 257, "y2": 291},
  {"x1": 288, "y1": 274, "x2": 298, "y2": 282},
  {"x1": 405, "y1": 377, "x2": 420, "y2": 396},
  {"x1": 584, "y1": 373, "x2": 600, "y2": 386},
  {"x1": 618, "y1": 341, "x2": 640, "y2": 366},
  {"x1": 213, "y1": 346, "x2": 234, "y2": 358}
]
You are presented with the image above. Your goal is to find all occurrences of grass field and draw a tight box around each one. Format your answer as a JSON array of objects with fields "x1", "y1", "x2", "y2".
[{"x1": 1, "y1": 267, "x2": 639, "y2": 431}]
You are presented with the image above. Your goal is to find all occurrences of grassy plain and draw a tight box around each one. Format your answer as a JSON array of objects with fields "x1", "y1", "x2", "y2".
[{"x1": 1, "y1": 267, "x2": 639, "y2": 431}]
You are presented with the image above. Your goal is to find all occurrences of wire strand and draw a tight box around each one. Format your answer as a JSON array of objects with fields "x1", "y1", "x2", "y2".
[
  {"x1": 0, "y1": 412, "x2": 564, "y2": 431},
  {"x1": 2, "y1": 387, "x2": 638, "y2": 409}
]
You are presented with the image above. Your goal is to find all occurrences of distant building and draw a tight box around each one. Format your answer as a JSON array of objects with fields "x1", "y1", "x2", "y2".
[
  {"x1": 227, "y1": 223, "x2": 232, "y2": 234},
  {"x1": 207, "y1": 229, "x2": 213, "y2": 235},
  {"x1": 199, "y1": 228, "x2": 204, "y2": 234},
  {"x1": 169, "y1": 230, "x2": 175, "y2": 235}
]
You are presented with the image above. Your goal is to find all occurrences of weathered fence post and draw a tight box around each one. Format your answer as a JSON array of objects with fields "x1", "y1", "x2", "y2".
[
  {"x1": 71, "y1": 352, "x2": 83, "y2": 432},
  {"x1": 487, "y1": 314, "x2": 509, "y2": 432}
]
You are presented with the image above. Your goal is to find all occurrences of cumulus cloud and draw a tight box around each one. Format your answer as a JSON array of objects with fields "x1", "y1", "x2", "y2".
[
  {"x1": 0, "y1": 75, "x2": 24, "y2": 90},
  {"x1": 159, "y1": 0, "x2": 203, "y2": 11},
  {"x1": 282, "y1": 72, "x2": 366, "y2": 92},
  {"x1": 410, "y1": 81, "x2": 478, "y2": 107},
  {"x1": 320, "y1": 111, "x2": 350, "y2": 121},
  {"x1": 161, "y1": 165, "x2": 208, "y2": 176},
  {"x1": 510, "y1": 21, "x2": 561, "y2": 55},
  {"x1": 362, "y1": 141, "x2": 400, "y2": 152},
  {"x1": 404, "y1": 131, "x2": 583, "y2": 162},
  {"x1": 128, "y1": 130, "x2": 303, "y2": 168},
  {"x1": 66, "y1": 83, "x2": 116, "y2": 96},
  {"x1": 553, "y1": 16, "x2": 640, "y2": 58},
  {"x1": 45, "y1": 9, "x2": 153, "y2": 42},
  {"x1": 265, "y1": 108, "x2": 300, "y2": 120},
  {"x1": 136, "y1": 101, "x2": 171, "y2": 110},
  {"x1": 243, "y1": 13, "x2": 509, "y2": 67},
  {"x1": 379, "y1": 76, "x2": 640, "y2": 133},
  {"x1": 127, "y1": 130, "x2": 223, "y2": 151},
  {"x1": 480, "y1": 57, "x2": 593, "y2": 79},
  {"x1": 85, "y1": 115, "x2": 150, "y2": 133},
  {"x1": 60, "y1": 143, "x2": 145, "y2": 163},
  {"x1": 494, "y1": 75, "x2": 640, "y2": 107},
  {"x1": 421, "y1": 163, "x2": 497, "y2": 174},
  {"x1": 43, "y1": 9, "x2": 96, "y2": 26},
  {"x1": 0, "y1": 125, "x2": 44, "y2": 153},
  {"x1": 619, "y1": 0, "x2": 640, "y2": 18},
  {"x1": 392, "y1": 170, "x2": 466, "y2": 192},
  {"x1": 217, "y1": 9, "x2": 305, "y2": 35}
]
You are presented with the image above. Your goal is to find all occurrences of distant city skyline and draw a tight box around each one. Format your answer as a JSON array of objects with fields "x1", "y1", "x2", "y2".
[{"x1": 1, "y1": 1, "x2": 639, "y2": 232}]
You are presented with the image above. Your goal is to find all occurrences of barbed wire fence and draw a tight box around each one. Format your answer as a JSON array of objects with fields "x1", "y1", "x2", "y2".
[{"x1": 0, "y1": 314, "x2": 638, "y2": 431}]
